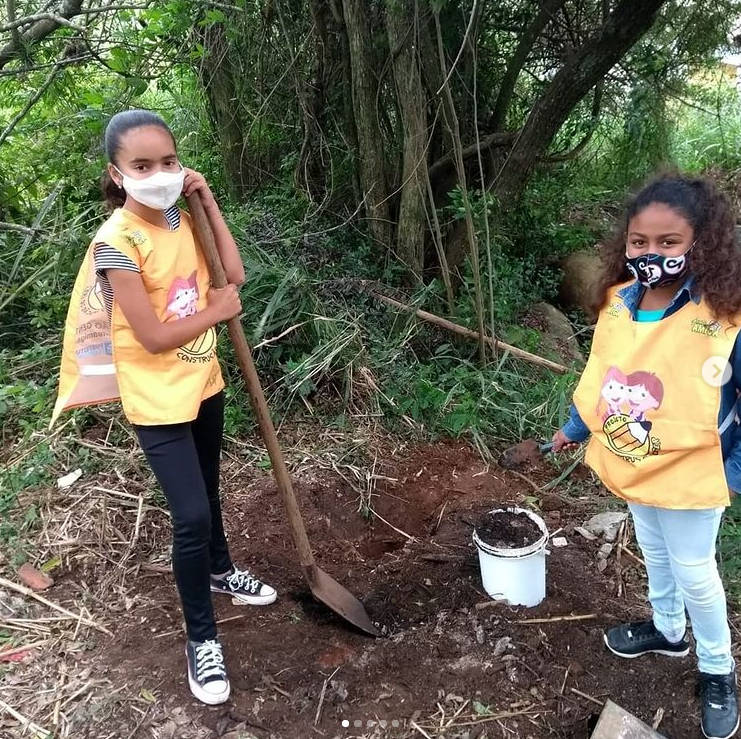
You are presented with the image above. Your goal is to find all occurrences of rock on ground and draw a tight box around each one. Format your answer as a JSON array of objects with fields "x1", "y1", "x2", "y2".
[
  {"x1": 559, "y1": 250, "x2": 602, "y2": 314},
  {"x1": 525, "y1": 302, "x2": 584, "y2": 367}
]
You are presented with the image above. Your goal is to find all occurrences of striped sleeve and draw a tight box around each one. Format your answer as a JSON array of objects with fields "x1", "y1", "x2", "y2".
[
  {"x1": 164, "y1": 205, "x2": 181, "y2": 230},
  {"x1": 94, "y1": 242, "x2": 140, "y2": 320},
  {"x1": 94, "y1": 242, "x2": 140, "y2": 274}
]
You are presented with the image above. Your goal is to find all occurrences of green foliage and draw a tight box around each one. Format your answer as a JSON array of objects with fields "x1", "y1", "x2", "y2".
[
  {"x1": 4, "y1": 0, "x2": 741, "y2": 580},
  {"x1": 672, "y1": 79, "x2": 741, "y2": 173},
  {"x1": 719, "y1": 497, "x2": 741, "y2": 606}
]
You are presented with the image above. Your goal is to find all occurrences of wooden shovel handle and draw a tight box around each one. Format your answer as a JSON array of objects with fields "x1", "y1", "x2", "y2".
[{"x1": 186, "y1": 192, "x2": 315, "y2": 570}]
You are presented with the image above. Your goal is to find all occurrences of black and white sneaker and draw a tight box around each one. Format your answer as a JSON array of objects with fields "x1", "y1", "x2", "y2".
[
  {"x1": 699, "y1": 671, "x2": 739, "y2": 739},
  {"x1": 604, "y1": 619, "x2": 690, "y2": 658},
  {"x1": 185, "y1": 638, "x2": 230, "y2": 705},
  {"x1": 210, "y1": 566, "x2": 277, "y2": 606}
]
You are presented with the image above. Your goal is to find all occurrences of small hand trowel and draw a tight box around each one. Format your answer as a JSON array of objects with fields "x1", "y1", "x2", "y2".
[{"x1": 498, "y1": 439, "x2": 554, "y2": 469}]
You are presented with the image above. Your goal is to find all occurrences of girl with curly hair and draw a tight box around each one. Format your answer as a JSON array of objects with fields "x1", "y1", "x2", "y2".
[{"x1": 552, "y1": 174, "x2": 741, "y2": 739}]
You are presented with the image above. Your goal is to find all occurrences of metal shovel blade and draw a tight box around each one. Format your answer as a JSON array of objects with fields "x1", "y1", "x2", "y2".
[
  {"x1": 498, "y1": 439, "x2": 554, "y2": 469},
  {"x1": 590, "y1": 700, "x2": 666, "y2": 739},
  {"x1": 305, "y1": 565, "x2": 380, "y2": 636}
]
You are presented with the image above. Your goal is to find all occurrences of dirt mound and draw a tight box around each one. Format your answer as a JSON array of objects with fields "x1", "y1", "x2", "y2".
[{"x1": 475, "y1": 509, "x2": 543, "y2": 548}]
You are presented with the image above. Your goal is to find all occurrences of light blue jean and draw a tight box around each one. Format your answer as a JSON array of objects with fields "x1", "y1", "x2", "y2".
[{"x1": 628, "y1": 502, "x2": 733, "y2": 675}]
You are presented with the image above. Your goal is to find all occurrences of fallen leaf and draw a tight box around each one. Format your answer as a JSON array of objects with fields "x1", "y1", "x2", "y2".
[
  {"x1": 39, "y1": 556, "x2": 61, "y2": 573},
  {"x1": 17, "y1": 563, "x2": 53, "y2": 591},
  {"x1": 473, "y1": 700, "x2": 492, "y2": 716},
  {"x1": 156, "y1": 720, "x2": 176, "y2": 739},
  {"x1": 57, "y1": 468, "x2": 82, "y2": 488},
  {"x1": 0, "y1": 650, "x2": 34, "y2": 663},
  {"x1": 652, "y1": 707, "x2": 665, "y2": 730},
  {"x1": 492, "y1": 636, "x2": 512, "y2": 658},
  {"x1": 140, "y1": 688, "x2": 157, "y2": 704}
]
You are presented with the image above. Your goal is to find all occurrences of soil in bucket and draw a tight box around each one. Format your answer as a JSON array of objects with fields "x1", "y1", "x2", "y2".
[{"x1": 476, "y1": 509, "x2": 543, "y2": 549}]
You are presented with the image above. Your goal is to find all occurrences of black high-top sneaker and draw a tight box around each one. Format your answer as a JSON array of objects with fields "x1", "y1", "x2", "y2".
[
  {"x1": 210, "y1": 566, "x2": 277, "y2": 605},
  {"x1": 185, "y1": 638, "x2": 230, "y2": 705}
]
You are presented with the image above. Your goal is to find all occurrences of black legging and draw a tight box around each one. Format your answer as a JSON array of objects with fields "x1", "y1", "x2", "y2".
[{"x1": 135, "y1": 392, "x2": 232, "y2": 642}]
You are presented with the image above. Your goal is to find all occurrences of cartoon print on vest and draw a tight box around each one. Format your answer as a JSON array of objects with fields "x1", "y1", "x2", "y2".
[
  {"x1": 81, "y1": 279, "x2": 104, "y2": 316},
  {"x1": 178, "y1": 327, "x2": 217, "y2": 364},
  {"x1": 165, "y1": 271, "x2": 217, "y2": 364},
  {"x1": 598, "y1": 366, "x2": 663, "y2": 460},
  {"x1": 166, "y1": 271, "x2": 199, "y2": 319}
]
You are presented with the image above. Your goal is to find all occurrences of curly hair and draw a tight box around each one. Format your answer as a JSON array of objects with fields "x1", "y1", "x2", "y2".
[{"x1": 591, "y1": 173, "x2": 741, "y2": 321}]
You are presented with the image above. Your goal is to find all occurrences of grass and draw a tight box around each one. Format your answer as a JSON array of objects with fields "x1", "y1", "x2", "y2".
[{"x1": 719, "y1": 497, "x2": 741, "y2": 607}]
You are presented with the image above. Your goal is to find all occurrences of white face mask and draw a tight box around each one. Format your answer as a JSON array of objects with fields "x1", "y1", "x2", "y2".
[{"x1": 113, "y1": 165, "x2": 185, "y2": 210}]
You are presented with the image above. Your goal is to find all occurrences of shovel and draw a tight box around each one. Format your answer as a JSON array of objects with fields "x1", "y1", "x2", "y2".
[
  {"x1": 498, "y1": 439, "x2": 554, "y2": 469},
  {"x1": 186, "y1": 192, "x2": 380, "y2": 638},
  {"x1": 590, "y1": 700, "x2": 666, "y2": 738}
]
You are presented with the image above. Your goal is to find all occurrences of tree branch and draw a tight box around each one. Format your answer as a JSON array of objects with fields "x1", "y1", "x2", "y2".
[
  {"x1": 541, "y1": 80, "x2": 603, "y2": 163},
  {"x1": 0, "y1": 0, "x2": 84, "y2": 70},
  {"x1": 493, "y1": 0, "x2": 667, "y2": 204},
  {"x1": 0, "y1": 221, "x2": 36, "y2": 236},
  {"x1": 489, "y1": 0, "x2": 567, "y2": 132},
  {"x1": 0, "y1": 51, "x2": 93, "y2": 76},
  {"x1": 427, "y1": 130, "x2": 515, "y2": 185},
  {"x1": 1, "y1": 12, "x2": 85, "y2": 33},
  {"x1": 0, "y1": 59, "x2": 62, "y2": 147}
]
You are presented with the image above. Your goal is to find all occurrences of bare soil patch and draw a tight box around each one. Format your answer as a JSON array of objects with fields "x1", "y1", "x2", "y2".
[{"x1": 82, "y1": 440, "x2": 715, "y2": 739}]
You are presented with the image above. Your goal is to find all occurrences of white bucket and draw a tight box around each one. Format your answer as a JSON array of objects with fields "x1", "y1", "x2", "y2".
[{"x1": 472, "y1": 506, "x2": 549, "y2": 607}]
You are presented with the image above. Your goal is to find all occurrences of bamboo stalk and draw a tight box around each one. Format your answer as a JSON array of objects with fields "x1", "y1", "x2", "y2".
[
  {"x1": 570, "y1": 687, "x2": 604, "y2": 706},
  {"x1": 0, "y1": 697, "x2": 50, "y2": 738},
  {"x1": 516, "y1": 613, "x2": 596, "y2": 624},
  {"x1": 0, "y1": 577, "x2": 112, "y2": 636},
  {"x1": 372, "y1": 291, "x2": 569, "y2": 374}
]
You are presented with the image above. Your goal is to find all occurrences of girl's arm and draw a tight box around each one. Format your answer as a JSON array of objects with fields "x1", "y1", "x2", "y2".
[
  {"x1": 106, "y1": 269, "x2": 241, "y2": 354},
  {"x1": 562, "y1": 404, "x2": 591, "y2": 442},
  {"x1": 724, "y1": 341, "x2": 741, "y2": 494},
  {"x1": 183, "y1": 169, "x2": 245, "y2": 286},
  {"x1": 552, "y1": 404, "x2": 591, "y2": 452}
]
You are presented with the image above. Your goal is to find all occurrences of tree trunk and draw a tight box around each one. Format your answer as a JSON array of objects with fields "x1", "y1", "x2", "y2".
[
  {"x1": 330, "y1": 0, "x2": 362, "y2": 205},
  {"x1": 341, "y1": 0, "x2": 391, "y2": 249},
  {"x1": 196, "y1": 21, "x2": 250, "y2": 201},
  {"x1": 386, "y1": 0, "x2": 427, "y2": 282},
  {"x1": 295, "y1": 0, "x2": 331, "y2": 199},
  {"x1": 489, "y1": 0, "x2": 567, "y2": 132},
  {"x1": 442, "y1": 0, "x2": 667, "y2": 267},
  {"x1": 494, "y1": 0, "x2": 666, "y2": 204}
]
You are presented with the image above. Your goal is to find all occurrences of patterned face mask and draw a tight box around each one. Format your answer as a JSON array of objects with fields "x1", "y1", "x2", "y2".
[{"x1": 625, "y1": 244, "x2": 694, "y2": 290}]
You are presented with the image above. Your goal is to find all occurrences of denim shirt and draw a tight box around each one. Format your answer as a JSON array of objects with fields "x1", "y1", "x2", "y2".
[{"x1": 562, "y1": 277, "x2": 741, "y2": 493}]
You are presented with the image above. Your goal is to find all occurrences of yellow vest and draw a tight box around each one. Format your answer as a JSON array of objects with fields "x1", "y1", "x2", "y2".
[
  {"x1": 52, "y1": 208, "x2": 224, "y2": 426},
  {"x1": 573, "y1": 284, "x2": 739, "y2": 509}
]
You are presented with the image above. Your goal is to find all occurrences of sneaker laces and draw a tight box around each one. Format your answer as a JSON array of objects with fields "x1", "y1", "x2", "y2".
[
  {"x1": 701, "y1": 675, "x2": 734, "y2": 711},
  {"x1": 626, "y1": 620, "x2": 659, "y2": 642},
  {"x1": 225, "y1": 568, "x2": 262, "y2": 594},
  {"x1": 194, "y1": 640, "x2": 226, "y2": 682}
]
